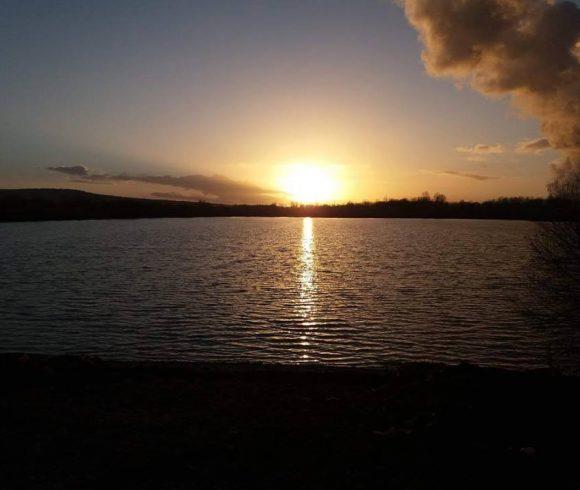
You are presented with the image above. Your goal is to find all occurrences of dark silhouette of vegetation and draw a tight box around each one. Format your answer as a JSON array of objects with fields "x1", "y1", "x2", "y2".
[
  {"x1": 1, "y1": 188, "x2": 577, "y2": 222},
  {"x1": 528, "y1": 169, "x2": 580, "y2": 369}
]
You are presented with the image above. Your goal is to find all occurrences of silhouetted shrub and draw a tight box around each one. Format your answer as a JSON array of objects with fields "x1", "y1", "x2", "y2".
[{"x1": 528, "y1": 166, "x2": 580, "y2": 369}]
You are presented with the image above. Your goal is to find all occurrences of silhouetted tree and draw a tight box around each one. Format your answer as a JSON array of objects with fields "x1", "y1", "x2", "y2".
[{"x1": 529, "y1": 164, "x2": 580, "y2": 368}]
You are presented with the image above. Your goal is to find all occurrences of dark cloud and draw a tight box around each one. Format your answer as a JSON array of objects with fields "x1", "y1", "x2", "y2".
[
  {"x1": 441, "y1": 170, "x2": 498, "y2": 181},
  {"x1": 47, "y1": 165, "x2": 281, "y2": 204},
  {"x1": 400, "y1": 0, "x2": 580, "y2": 173},
  {"x1": 47, "y1": 165, "x2": 88, "y2": 176},
  {"x1": 516, "y1": 137, "x2": 552, "y2": 153}
]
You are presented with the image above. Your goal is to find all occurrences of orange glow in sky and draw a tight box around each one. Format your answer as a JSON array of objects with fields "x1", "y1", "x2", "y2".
[
  {"x1": 279, "y1": 163, "x2": 340, "y2": 204},
  {"x1": 0, "y1": 0, "x2": 560, "y2": 203}
]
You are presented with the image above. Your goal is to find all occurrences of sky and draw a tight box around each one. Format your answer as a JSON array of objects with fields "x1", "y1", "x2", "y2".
[{"x1": 1, "y1": 0, "x2": 575, "y2": 203}]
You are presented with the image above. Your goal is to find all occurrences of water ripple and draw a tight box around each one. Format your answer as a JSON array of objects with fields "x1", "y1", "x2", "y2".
[{"x1": 0, "y1": 217, "x2": 574, "y2": 369}]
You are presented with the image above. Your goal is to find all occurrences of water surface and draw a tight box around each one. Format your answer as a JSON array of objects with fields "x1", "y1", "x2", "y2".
[{"x1": 0, "y1": 217, "x2": 560, "y2": 369}]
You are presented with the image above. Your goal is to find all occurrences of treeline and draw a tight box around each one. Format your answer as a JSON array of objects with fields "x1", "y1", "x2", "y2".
[
  {"x1": 0, "y1": 188, "x2": 577, "y2": 222},
  {"x1": 282, "y1": 195, "x2": 577, "y2": 221}
]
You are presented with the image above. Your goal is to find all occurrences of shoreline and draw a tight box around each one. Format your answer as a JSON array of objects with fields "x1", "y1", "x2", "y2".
[
  {"x1": 0, "y1": 352, "x2": 556, "y2": 375},
  {"x1": 2, "y1": 353, "x2": 579, "y2": 489},
  {"x1": 2, "y1": 188, "x2": 577, "y2": 223},
  {"x1": 0, "y1": 215, "x2": 554, "y2": 224}
]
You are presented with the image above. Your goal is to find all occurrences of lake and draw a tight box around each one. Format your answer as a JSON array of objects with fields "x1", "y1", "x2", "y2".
[{"x1": 0, "y1": 217, "x2": 568, "y2": 369}]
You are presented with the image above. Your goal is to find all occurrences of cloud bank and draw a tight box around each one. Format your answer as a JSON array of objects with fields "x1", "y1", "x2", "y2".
[
  {"x1": 400, "y1": 0, "x2": 580, "y2": 181},
  {"x1": 48, "y1": 166, "x2": 281, "y2": 204}
]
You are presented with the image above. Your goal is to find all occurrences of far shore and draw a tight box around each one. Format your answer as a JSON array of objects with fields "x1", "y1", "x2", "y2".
[
  {"x1": 1, "y1": 353, "x2": 579, "y2": 489},
  {"x1": 1, "y1": 188, "x2": 578, "y2": 222}
]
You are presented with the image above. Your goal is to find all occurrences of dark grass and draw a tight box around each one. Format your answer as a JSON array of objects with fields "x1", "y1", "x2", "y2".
[{"x1": 1, "y1": 354, "x2": 579, "y2": 489}]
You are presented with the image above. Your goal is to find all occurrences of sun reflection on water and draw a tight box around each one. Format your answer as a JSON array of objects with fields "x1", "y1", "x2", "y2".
[
  {"x1": 298, "y1": 217, "x2": 316, "y2": 361},
  {"x1": 301, "y1": 217, "x2": 315, "y2": 295}
]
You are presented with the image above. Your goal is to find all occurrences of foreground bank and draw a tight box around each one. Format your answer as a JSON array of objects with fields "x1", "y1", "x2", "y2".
[{"x1": 1, "y1": 354, "x2": 579, "y2": 489}]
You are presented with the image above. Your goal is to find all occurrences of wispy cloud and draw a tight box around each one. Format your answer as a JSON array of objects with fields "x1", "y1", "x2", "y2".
[
  {"x1": 151, "y1": 191, "x2": 214, "y2": 202},
  {"x1": 516, "y1": 137, "x2": 552, "y2": 154},
  {"x1": 440, "y1": 170, "x2": 498, "y2": 181},
  {"x1": 456, "y1": 144, "x2": 505, "y2": 155},
  {"x1": 46, "y1": 165, "x2": 88, "y2": 176}
]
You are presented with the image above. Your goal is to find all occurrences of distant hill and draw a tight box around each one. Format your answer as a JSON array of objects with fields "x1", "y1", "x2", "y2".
[
  {"x1": 0, "y1": 188, "x2": 224, "y2": 222},
  {"x1": 0, "y1": 188, "x2": 576, "y2": 222}
]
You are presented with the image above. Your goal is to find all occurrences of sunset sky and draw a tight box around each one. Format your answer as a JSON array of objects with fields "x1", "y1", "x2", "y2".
[{"x1": 1, "y1": 0, "x2": 574, "y2": 204}]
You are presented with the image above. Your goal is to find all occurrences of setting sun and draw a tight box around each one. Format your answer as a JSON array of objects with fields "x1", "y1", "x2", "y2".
[{"x1": 279, "y1": 163, "x2": 339, "y2": 204}]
